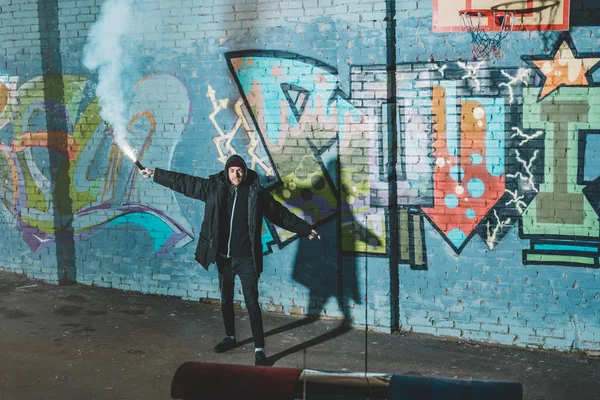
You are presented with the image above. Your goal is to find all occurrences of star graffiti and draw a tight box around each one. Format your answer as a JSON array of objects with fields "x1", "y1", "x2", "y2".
[{"x1": 525, "y1": 34, "x2": 600, "y2": 101}]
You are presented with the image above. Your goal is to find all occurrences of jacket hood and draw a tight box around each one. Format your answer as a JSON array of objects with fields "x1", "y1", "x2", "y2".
[{"x1": 224, "y1": 154, "x2": 249, "y2": 186}]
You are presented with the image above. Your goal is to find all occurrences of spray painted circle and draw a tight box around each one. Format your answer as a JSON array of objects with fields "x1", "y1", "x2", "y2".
[
  {"x1": 541, "y1": 61, "x2": 554, "y2": 74},
  {"x1": 466, "y1": 208, "x2": 476, "y2": 219},
  {"x1": 311, "y1": 174, "x2": 326, "y2": 190},
  {"x1": 467, "y1": 178, "x2": 485, "y2": 198},
  {"x1": 448, "y1": 228, "x2": 467, "y2": 248},
  {"x1": 445, "y1": 194, "x2": 459, "y2": 209},
  {"x1": 301, "y1": 188, "x2": 313, "y2": 201},
  {"x1": 455, "y1": 185, "x2": 465, "y2": 195},
  {"x1": 473, "y1": 106, "x2": 485, "y2": 120}
]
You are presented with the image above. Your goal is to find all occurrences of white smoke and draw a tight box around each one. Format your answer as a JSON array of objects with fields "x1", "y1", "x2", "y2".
[{"x1": 83, "y1": 0, "x2": 136, "y2": 160}]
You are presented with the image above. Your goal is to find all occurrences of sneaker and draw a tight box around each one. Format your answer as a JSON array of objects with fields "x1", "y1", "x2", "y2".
[
  {"x1": 214, "y1": 336, "x2": 237, "y2": 353},
  {"x1": 254, "y1": 350, "x2": 269, "y2": 366}
]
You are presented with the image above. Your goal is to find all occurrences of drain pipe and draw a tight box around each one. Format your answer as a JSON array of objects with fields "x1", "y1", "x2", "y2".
[{"x1": 386, "y1": 0, "x2": 400, "y2": 331}]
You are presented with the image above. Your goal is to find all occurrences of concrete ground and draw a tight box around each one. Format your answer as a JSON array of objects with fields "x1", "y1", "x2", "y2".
[{"x1": 0, "y1": 270, "x2": 598, "y2": 400}]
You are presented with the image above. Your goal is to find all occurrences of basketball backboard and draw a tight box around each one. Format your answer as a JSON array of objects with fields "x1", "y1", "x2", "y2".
[{"x1": 433, "y1": 0, "x2": 571, "y2": 32}]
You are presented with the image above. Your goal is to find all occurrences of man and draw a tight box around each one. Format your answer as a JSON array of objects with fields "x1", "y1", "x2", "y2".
[{"x1": 142, "y1": 155, "x2": 320, "y2": 366}]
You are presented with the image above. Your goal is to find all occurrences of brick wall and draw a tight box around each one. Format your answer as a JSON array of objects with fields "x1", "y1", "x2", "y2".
[{"x1": 0, "y1": 0, "x2": 598, "y2": 352}]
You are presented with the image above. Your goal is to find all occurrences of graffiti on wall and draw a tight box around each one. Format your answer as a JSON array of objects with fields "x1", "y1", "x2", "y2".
[
  {"x1": 224, "y1": 51, "x2": 387, "y2": 256},
  {"x1": 388, "y1": 33, "x2": 598, "y2": 267},
  {"x1": 355, "y1": 62, "x2": 545, "y2": 256},
  {"x1": 3, "y1": 34, "x2": 598, "y2": 270},
  {"x1": 213, "y1": 34, "x2": 599, "y2": 269},
  {"x1": 520, "y1": 34, "x2": 600, "y2": 266},
  {"x1": 0, "y1": 73, "x2": 195, "y2": 255}
]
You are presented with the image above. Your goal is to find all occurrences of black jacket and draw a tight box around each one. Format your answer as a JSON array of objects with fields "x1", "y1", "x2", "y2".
[{"x1": 153, "y1": 155, "x2": 312, "y2": 274}]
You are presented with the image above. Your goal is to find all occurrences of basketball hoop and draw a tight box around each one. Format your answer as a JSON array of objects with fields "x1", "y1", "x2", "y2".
[{"x1": 459, "y1": 9, "x2": 515, "y2": 61}]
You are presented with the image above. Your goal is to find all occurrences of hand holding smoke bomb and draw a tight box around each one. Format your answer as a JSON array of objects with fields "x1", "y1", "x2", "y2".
[
  {"x1": 134, "y1": 160, "x2": 152, "y2": 178},
  {"x1": 141, "y1": 168, "x2": 154, "y2": 179}
]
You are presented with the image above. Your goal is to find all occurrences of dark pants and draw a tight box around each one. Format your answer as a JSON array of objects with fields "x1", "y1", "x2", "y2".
[{"x1": 217, "y1": 256, "x2": 264, "y2": 348}]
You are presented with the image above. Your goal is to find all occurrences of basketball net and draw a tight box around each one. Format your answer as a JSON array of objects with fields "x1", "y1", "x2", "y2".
[{"x1": 459, "y1": 10, "x2": 515, "y2": 61}]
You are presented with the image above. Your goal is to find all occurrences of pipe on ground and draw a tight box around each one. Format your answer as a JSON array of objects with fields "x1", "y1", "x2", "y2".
[{"x1": 171, "y1": 362, "x2": 523, "y2": 400}]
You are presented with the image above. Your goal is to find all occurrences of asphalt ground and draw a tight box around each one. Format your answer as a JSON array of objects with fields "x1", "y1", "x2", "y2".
[{"x1": 0, "y1": 271, "x2": 598, "y2": 400}]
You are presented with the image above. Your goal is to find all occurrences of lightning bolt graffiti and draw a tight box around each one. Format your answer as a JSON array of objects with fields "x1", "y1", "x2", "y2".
[
  {"x1": 207, "y1": 85, "x2": 274, "y2": 176},
  {"x1": 507, "y1": 149, "x2": 539, "y2": 193},
  {"x1": 499, "y1": 69, "x2": 529, "y2": 104},
  {"x1": 510, "y1": 127, "x2": 544, "y2": 147}
]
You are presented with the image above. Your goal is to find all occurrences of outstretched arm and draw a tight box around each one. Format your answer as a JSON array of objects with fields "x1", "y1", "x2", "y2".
[
  {"x1": 260, "y1": 190, "x2": 320, "y2": 240},
  {"x1": 142, "y1": 167, "x2": 212, "y2": 202}
]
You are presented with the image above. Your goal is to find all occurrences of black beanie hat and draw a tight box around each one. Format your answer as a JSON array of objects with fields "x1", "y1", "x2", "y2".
[{"x1": 227, "y1": 159, "x2": 244, "y2": 169}]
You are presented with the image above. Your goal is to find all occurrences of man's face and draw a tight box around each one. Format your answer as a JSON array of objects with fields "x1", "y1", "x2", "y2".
[{"x1": 228, "y1": 166, "x2": 244, "y2": 186}]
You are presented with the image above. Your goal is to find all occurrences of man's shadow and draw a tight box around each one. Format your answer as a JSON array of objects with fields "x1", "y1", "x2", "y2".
[
  {"x1": 292, "y1": 220, "x2": 354, "y2": 322},
  {"x1": 266, "y1": 157, "x2": 381, "y2": 365}
]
